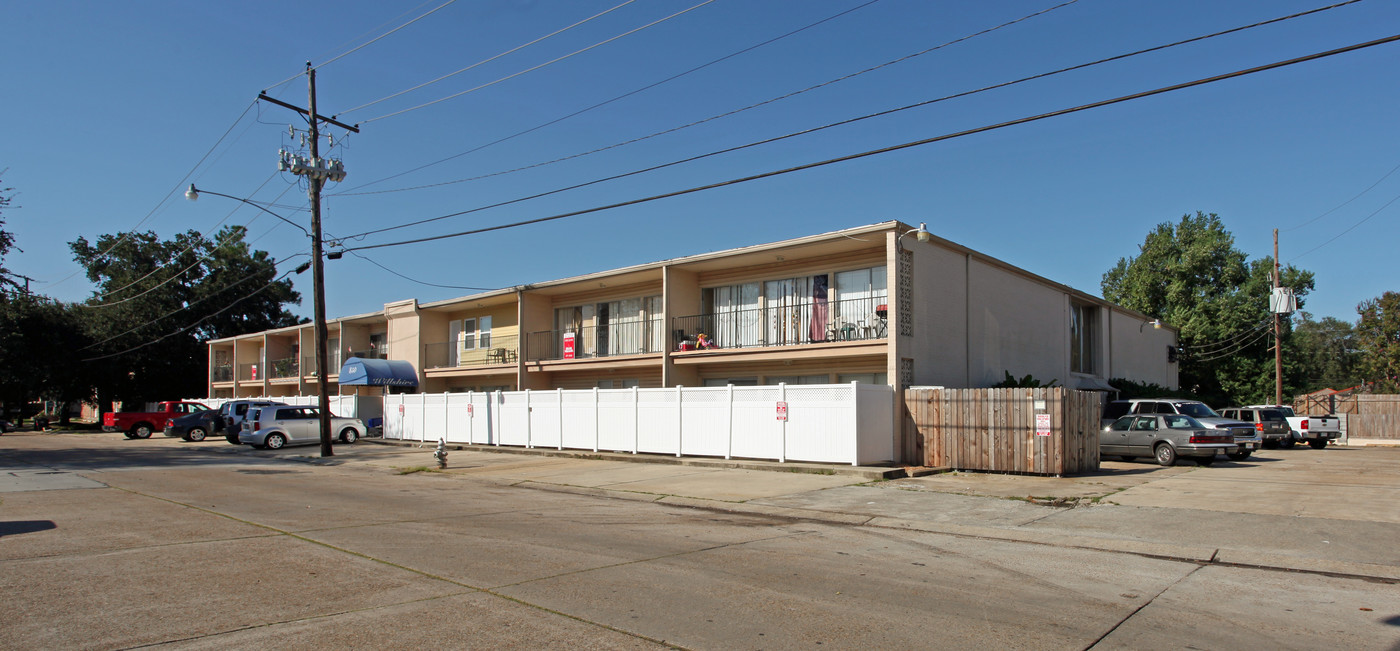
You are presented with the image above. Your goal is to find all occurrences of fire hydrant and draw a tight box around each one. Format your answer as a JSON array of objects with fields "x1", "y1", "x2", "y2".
[{"x1": 432, "y1": 439, "x2": 448, "y2": 469}]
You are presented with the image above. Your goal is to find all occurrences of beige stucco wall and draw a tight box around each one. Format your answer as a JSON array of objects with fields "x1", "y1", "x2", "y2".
[{"x1": 1107, "y1": 310, "x2": 1179, "y2": 388}]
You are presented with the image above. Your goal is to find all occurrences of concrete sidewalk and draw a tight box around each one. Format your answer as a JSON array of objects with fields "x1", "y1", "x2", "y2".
[{"x1": 261, "y1": 439, "x2": 1400, "y2": 583}]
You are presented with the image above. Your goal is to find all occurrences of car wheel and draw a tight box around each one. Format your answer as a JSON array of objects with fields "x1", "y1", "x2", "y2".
[
  {"x1": 1196, "y1": 456, "x2": 1215, "y2": 466},
  {"x1": 264, "y1": 433, "x2": 286, "y2": 450},
  {"x1": 187, "y1": 427, "x2": 206, "y2": 442},
  {"x1": 1279, "y1": 438, "x2": 1296, "y2": 449},
  {"x1": 1226, "y1": 450, "x2": 1252, "y2": 461},
  {"x1": 225, "y1": 434, "x2": 241, "y2": 445},
  {"x1": 130, "y1": 424, "x2": 153, "y2": 439},
  {"x1": 1309, "y1": 439, "x2": 1328, "y2": 450},
  {"x1": 339, "y1": 428, "x2": 358, "y2": 444},
  {"x1": 1154, "y1": 443, "x2": 1177, "y2": 467}
]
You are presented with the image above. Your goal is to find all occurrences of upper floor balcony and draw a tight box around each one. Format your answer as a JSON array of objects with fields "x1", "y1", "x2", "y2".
[
  {"x1": 672, "y1": 295, "x2": 887, "y2": 351},
  {"x1": 526, "y1": 321, "x2": 666, "y2": 362},
  {"x1": 424, "y1": 333, "x2": 520, "y2": 369},
  {"x1": 270, "y1": 356, "x2": 299, "y2": 380},
  {"x1": 301, "y1": 349, "x2": 345, "y2": 376},
  {"x1": 211, "y1": 364, "x2": 233, "y2": 383}
]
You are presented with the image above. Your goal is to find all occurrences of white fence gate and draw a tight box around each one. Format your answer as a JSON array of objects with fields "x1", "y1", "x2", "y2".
[{"x1": 384, "y1": 383, "x2": 895, "y2": 465}]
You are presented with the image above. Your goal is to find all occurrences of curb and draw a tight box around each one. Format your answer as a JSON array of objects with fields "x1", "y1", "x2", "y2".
[{"x1": 365, "y1": 438, "x2": 927, "y2": 480}]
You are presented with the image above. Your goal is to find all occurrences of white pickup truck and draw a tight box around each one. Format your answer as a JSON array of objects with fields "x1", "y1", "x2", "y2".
[{"x1": 1246, "y1": 404, "x2": 1341, "y2": 449}]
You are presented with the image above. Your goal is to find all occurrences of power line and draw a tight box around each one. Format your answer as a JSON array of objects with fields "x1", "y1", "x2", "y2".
[
  {"x1": 79, "y1": 253, "x2": 310, "y2": 352},
  {"x1": 38, "y1": 100, "x2": 259, "y2": 291},
  {"x1": 339, "y1": 0, "x2": 640, "y2": 117},
  {"x1": 77, "y1": 180, "x2": 298, "y2": 309},
  {"x1": 1287, "y1": 187, "x2": 1400, "y2": 263},
  {"x1": 335, "y1": 0, "x2": 1356, "y2": 222},
  {"x1": 81, "y1": 261, "x2": 304, "y2": 362},
  {"x1": 81, "y1": 173, "x2": 283, "y2": 304},
  {"x1": 1180, "y1": 318, "x2": 1273, "y2": 352},
  {"x1": 346, "y1": 251, "x2": 499, "y2": 291},
  {"x1": 1281, "y1": 159, "x2": 1400, "y2": 232},
  {"x1": 1190, "y1": 328, "x2": 1274, "y2": 363},
  {"x1": 357, "y1": 0, "x2": 718, "y2": 125},
  {"x1": 340, "y1": 32, "x2": 1400, "y2": 253},
  {"x1": 263, "y1": 0, "x2": 462, "y2": 90},
  {"x1": 337, "y1": 0, "x2": 1077, "y2": 196}
]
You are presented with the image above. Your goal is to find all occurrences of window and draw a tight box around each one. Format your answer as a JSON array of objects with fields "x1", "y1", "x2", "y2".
[
  {"x1": 838, "y1": 373, "x2": 889, "y2": 385},
  {"x1": 764, "y1": 374, "x2": 829, "y2": 385},
  {"x1": 1069, "y1": 303, "x2": 1098, "y2": 374},
  {"x1": 596, "y1": 379, "x2": 640, "y2": 389},
  {"x1": 703, "y1": 377, "x2": 757, "y2": 387},
  {"x1": 459, "y1": 316, "x2": 491, "y2": 351}
]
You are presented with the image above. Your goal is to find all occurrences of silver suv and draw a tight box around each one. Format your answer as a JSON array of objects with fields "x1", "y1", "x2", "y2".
[
  {"x1": 217, "y1": 400, "x2": 287, "y2": 444},
  {"x1": 239, "y1": 405, "x2": 365, "y2": 450},
  {"x1": 1103, "y1": 398, "x2": 1260, "y2": 460}
]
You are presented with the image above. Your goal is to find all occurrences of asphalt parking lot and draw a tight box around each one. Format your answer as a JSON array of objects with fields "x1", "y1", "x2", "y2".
[{"x1": 3, "y1": 432, "x2": 1399, "y2": 649}]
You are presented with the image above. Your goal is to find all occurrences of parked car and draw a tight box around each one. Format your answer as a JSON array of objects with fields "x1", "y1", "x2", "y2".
[
  {"x1": 1219, "y1": 407, "x2": 1292, "y2": 448},
  {"x1": 103, "y1": 401, "x2": 211, "y2": 439},
  {"x1": 0, "y1": 418, "x2": 11, "y2": 434},
  {"x1": 1102, "y1": 398, "x2": 1259, "y2": 460},
  {"x1": 1102, "y1": 414, "x2": 1236, "y2": 466},
  {"x1": 239, "y1": 405, "x2": 365, "y2": 450},
  {"x1": 163, "y1": 409, "x2": 222, "y2": 442},
  {"x1": 1244, "y1": 404, "x2": 1341, "y2": 449},
  {"x1": 217, "y1": 400, "x2": 287, "y2": 444}
]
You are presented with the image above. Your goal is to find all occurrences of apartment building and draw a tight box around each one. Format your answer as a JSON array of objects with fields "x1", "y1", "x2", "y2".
[{"x1": 207, "y1": 221, "x2": 1176, "y2": 402}]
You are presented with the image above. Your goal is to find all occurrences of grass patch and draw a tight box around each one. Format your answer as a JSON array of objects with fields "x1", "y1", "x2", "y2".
[{"x1": 396, "y1": 466, "x2": 443, "y2": 475}]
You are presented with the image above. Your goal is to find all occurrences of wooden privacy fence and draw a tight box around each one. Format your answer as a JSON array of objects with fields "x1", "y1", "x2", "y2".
[
  {"x1": 904, "y1": 387, "x2": 1101, "y2": 475},
  {"x1": 1341, "y1": 395, "x2": 1400, "y2": 441}
]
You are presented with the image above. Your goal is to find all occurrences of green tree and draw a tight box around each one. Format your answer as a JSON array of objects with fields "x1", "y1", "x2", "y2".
[
  {"x1": 0, "y1": 294, "x2": 93, "y2": 419},
  {"x1": 70, "y1": 226, "x2": 303, "y2": 407},
  {"x1": 1356, "y1": 291, "x2": 1400, "y2": 392},
  {"x1": 1102, "y1": 212, "x2": 1314, "y2": 406},
  {"x1": 1291, "y1": 311, "x2": 1363, "y2": 392}
]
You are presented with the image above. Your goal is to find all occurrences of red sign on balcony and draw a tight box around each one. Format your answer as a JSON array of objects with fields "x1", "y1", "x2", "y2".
[{"x1": 563, "y1": 332, "x2": 576, "y2": 359}]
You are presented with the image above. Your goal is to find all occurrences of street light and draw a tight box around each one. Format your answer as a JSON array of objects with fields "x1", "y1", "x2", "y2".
[
  {"x1": 1140, "y1": 318, "x2": 1163, "y2": 332},
  {"x1": 897, "y1": 222, "x2": 931, "y2": 250},
  {"x1": 185, "y1": 183, "x2": 336, "y2": 457}
]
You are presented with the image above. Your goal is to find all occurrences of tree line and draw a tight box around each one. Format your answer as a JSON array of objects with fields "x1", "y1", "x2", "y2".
[{"x1": 0, "y1": 175, "x2": 303, "y2": 422}]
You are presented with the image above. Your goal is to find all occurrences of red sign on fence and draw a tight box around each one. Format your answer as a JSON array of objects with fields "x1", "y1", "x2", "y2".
[
  {"x1": 1035, "y1": 413, "x2": 1051, "y2": 436},
  {"x1": 776, "y1": 401, "x2": 788, "y2": 421},
  {"x1": 563, "y1": 332, "x2": 576, "y2": 359},
  {"x1": 467, "y1": 404, "x2": 474, "y2": 417}
]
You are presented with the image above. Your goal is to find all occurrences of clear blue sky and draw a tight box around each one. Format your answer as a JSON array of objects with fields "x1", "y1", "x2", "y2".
[{"x1": 4, "y1": 0, "x2": 1397, "y2": 327}]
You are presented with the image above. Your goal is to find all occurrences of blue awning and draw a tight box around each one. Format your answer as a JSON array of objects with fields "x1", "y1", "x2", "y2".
[{"x1": 339, "y1": 357, "x2": 419, "y2": 387}]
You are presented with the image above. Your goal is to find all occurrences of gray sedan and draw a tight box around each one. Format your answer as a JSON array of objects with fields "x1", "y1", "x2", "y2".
[{"x1": 1101, "y1": 414, "x2": 1236, "y2": 466}]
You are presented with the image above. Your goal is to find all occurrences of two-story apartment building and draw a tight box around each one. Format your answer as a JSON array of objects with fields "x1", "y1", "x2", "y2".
[{"x1": 207, "y1": 221, "x2": 1176, "y2": 406}]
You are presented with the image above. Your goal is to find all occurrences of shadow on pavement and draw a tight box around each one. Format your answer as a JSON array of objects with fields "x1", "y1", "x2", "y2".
[{"x1": 0, "y1": 520, "x2": 57, "y2": 537}]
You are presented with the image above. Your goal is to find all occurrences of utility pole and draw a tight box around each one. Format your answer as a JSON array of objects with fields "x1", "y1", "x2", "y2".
[
  {"x1": 1274, "y1": 228, "x2": 1282, "y2": 407},
  {"x1": 257, "y1": 63, "x2": 357, "y2": 457}
]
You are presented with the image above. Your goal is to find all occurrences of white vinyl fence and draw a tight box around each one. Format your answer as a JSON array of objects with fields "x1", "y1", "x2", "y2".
[{"x1": 385, "y1": 383, "x2": 895, "y2": 465}]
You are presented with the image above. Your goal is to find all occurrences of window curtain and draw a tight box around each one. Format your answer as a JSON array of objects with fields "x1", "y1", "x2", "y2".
[{"x1": 810, "y1": 274, "x2": 829, "y2": 342}]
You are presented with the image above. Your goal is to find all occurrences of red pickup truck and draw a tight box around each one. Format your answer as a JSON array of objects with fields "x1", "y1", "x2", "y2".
[{"x1": 103, "y1": 401, "x2": 211, "y2": 439}]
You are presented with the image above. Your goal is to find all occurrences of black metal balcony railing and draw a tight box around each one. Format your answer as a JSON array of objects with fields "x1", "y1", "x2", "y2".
[
  {"x1": 673, "y1": 295, "x2": 888, "y2": 351},
  {"x1": 302, "y1": 350, "x2": 344, "y2": 376},
  {"x1": 424, "y1": 333, "x2": 520, "y2": 369},
  {"x1": 211, "y1": 365, "x2": 233, "y2": 382},
  {"x1": 270, "y1": 357, "x2": 299, "y2": 380},
  {"x1": 348, "y1": 347, "x2": 388, "y2": 360},
  {"x1": 526, "y1": 321, "x2": 666, "y2": 362}
]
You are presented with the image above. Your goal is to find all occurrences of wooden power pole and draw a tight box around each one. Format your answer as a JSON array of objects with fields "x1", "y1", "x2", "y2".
[{"x1": 1274, "y1": 229, "x2": 1282, "y2": 407}]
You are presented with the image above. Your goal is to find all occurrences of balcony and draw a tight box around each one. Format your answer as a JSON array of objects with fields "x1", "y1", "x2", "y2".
[
  {"x1": 348, "y1": 347, "x2": 388, "y2": 360},
  {"x1": 424, "y1": 333, "x2": 520, "y2": 369},
  {"x1": 270, "y1": 356, "x2": 299, "y2": 380},
  {"x1": 526, "y1": 321, "x2": 666, "y2": 362},
  {"x1": 302, "y1": 350, "x2": 344, "y2": 376},
  {"x1": 238, "y1": 363, "x2": 260, "y2": 382},
  {"x1": 211, "y1": 364, "x2": 233, "y2": 383},
  {"x1": 673, "y1": 296, "x2": 887, "y2": 351}
]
